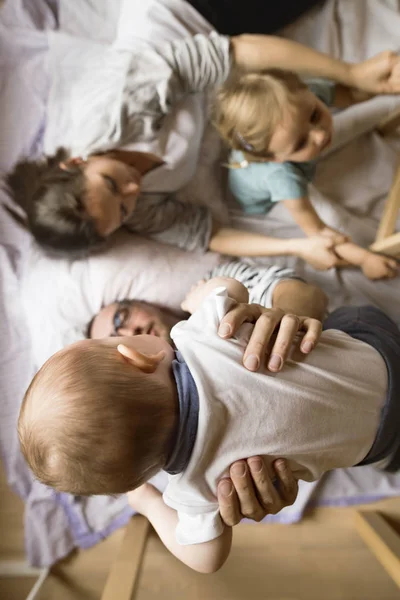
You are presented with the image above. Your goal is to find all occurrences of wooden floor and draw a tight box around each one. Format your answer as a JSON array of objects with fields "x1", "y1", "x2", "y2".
[{"x1": 1, "y1": 461, "x2": 400, "y2": 600}]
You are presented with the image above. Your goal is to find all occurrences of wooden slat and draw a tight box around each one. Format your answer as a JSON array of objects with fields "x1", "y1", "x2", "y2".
[
  {"x1": 374, "y1": 161, "x2": 400, "y2": 243},
  {"x1": 101, "y1": 516, "x2": 150, "y2": 600},
  {"x1": 375, "y1": 162, "x2": 400, "y2": 243},
  {"x1": 369, "y1": 231, "x2": 400, "y2": 256},
  {"x1": 355, "y1": 511, "x2": 400, "y2": 589}
]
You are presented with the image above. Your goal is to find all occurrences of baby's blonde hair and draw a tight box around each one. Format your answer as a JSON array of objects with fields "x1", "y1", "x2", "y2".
[
  {"x1": 214, "y1": 69, "x2": 307, "y2": 162},
  {"x1": 18, "y1": 341, "x2": 176, "y2": 495}
]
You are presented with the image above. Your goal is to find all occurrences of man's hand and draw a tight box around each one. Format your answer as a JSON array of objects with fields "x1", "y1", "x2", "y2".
[
  {"x1": 219, "y1": 303, "x2": 322, "y2": 372},
  {"x1": 218, "y1": 458, "x2": 298, "y2": 526}
]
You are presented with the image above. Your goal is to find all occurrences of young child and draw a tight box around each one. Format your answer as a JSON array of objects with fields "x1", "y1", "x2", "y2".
[
  {"x1": 214, "y1": 69, "x2": 399, "y2": 280},
  {"x1": 19, "y1": 277, "x2": 399, "y2": 574}
]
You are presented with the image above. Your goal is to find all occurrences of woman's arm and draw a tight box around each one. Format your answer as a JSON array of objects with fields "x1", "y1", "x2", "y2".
[
  {"x1": 127, "y1": 484, "x2": 232, "y2": 574},
  {"x1": 209, "y1": 226, "x2": 343, "y2": 270},
  {"x1": 231, "y1": 37, "x2": 400, "y2": 94}
]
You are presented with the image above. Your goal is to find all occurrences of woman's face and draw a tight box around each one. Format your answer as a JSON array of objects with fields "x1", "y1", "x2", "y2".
[{"x1": 81, "y1": 155, "x2": 142, "y2": 236}]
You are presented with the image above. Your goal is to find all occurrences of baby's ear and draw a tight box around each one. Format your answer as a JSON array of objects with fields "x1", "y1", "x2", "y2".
[{"x1": 117, "y1": 345, "x2": 165, "y2": 374}]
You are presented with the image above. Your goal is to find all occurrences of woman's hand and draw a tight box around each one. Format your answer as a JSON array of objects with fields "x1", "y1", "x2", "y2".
[
  {"x1": 349, "y1": 51, "x2": 400, "y2": 95},
  {"x1": 318, "y1": 226, "x2": 349, "y2": 246},
  {"x1": 217, "y1": 457, "x2": 298, "y2": 525},
  {"x1": 296, "y1": 235, "x2": 347, "y2": 271},
  {"x1": 219, "y1": 303, "x2": 322, "y2": 372}
]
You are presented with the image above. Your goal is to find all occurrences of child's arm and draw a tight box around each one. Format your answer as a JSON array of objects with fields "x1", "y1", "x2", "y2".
[
  {"x1": 127, "y1": 484, "x2": 232, "y2": 574},
  {"x1": 283, "y1": 196, "x2": 347, "y2": 245},
  {"x1": 333, "y1": 242, "x2": 399, "y2": 280},
  {"x1": 209, "y1": 224, "x2": 306, "y2": 257}
]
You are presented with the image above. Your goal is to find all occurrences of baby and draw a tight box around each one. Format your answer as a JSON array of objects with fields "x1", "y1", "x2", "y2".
[
  {"x1": 214, "y1": 69, "x2": 398, "y2": 279},
  {"x1": 19, "y1": 277, "x2": 399, "y2": 574}
]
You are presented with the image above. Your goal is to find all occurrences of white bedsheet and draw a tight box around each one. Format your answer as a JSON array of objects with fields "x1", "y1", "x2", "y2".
[{"x1": 2, "y1": 0, "x2": 400, "y2": 567}]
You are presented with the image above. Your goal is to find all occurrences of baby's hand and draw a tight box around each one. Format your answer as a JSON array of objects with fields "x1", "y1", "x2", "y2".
[
  {"x1": 127, "y1": 483, "x2": 161, "y2": 517},
  {"x1": 318, "y1": 226, "x2": 349, "y2": 246},
  {"x1": 297, "y1": 235, "x2": 345, "y2": 271},
  {"x1": 361, "y1": 252, "x2": 399, "y2": 280},
  {"x1": 181, "y1": 279, "x2": 207, "y2": 313}
]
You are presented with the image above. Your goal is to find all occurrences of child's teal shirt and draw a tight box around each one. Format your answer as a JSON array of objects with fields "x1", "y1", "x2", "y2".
[{"x1": 228, "y1": 80, "x2": 335, "y2": 215}]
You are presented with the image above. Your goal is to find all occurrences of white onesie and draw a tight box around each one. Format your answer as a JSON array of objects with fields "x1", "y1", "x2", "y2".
[{"x1": 164, "y1": 288, "x2": 387, "y2": 545}]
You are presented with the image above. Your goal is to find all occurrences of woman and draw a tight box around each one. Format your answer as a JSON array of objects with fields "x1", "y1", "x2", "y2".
[{"x1": 8, "y1": 0, "x2": 400, "y2": 260}]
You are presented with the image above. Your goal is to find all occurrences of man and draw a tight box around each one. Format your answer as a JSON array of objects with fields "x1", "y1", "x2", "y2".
[{"x1": 88, "y1": 261, "x2": 328, "y2": 524}]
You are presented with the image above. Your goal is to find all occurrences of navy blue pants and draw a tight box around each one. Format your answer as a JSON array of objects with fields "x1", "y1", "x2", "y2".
[{"x1": 323, "y1": 306, "x2": 400, "y2": 472}]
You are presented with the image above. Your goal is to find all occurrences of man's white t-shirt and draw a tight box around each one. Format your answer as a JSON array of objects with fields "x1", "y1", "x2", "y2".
[{"x1": 164, "y1": 288, "x2": 387, "y2": 545}]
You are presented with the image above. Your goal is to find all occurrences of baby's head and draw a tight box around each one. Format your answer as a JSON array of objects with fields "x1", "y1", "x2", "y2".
[
  {"x1": 18, "y1": 336, "x2": 177, "y2": 495},
  {"x1": 214, "y1": 69, "x2": 333, "y2": 164}
]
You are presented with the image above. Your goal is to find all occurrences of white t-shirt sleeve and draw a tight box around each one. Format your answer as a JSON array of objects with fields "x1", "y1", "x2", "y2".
[
  {"x1": 171, "y1": 286, "x2": 253, "y2": 346},
  {"x1": 177, "y1": 287, "x2": 235, "y2": 332},
  {"x1": 160, "y1": 32, "x2": 231, "y2": 94},
  {"x1": 176, "y1": 509, "x2": 224, "y2": 545}
]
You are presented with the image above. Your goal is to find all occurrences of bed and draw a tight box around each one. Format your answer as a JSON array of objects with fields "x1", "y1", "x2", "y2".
[{"x1": 1, "y1": 0, "x2": 400, "y2": 577}]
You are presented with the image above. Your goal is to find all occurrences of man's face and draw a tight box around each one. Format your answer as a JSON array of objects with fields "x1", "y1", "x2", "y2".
[{"x1": 89, "y1": 300, "x2": 179, "y2": 344}]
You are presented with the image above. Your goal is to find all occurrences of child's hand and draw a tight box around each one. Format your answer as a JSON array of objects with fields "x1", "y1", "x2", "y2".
[
  {"x1": 361, "y1": 252, "x2": 399, "y2": 280},
  {"x1": 296, "y1": 235, "x2": 345, "y2": 271},
  {"x1": 181, "y1": 279, "x2": 207, "y2": 313},
  {"x1": 349, "y1": 51, "x2": 400, "y2": 95},
  {"x1": 318, "y1": 226, "x2": 349, "y2": 246},
  {"x1": 127, "y1": 483, "x2": 161, "y2": 517}
]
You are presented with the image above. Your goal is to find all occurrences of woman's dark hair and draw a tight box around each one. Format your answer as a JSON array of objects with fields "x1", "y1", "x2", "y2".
[{"x1": 6, "y1": 148, "x2": 105, "y2": 257}]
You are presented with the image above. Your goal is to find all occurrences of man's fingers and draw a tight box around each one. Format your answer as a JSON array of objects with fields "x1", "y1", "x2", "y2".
[
  {"x1": 267, "y1": 314, "x2": 301, "y2": 372},
  {"x1": 247, "y1": 457, "x2": 282, "y2": 515},
  {"x1": 299, "y1": 317, "x2": 323, "y2": 354},
  {"x1": 242, "y1": 310, "x2": 284, "y2": 372},
  {"x1": 218, "y1": 303, "x2": 260, "y2": 339},
  {"x1": 217, "y1": 479, "x2": 241, "y2": 527},
  {"x1": 228, "y1": 461, "x2": 265, "y2": 522},
  {"x1": 272, "y1": 459, "x2": 298, "y2": 506}
]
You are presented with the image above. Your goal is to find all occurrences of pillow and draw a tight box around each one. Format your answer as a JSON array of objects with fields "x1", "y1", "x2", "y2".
[{"x1": 22, "y1": 231, "x2": 220, "y2": 367}]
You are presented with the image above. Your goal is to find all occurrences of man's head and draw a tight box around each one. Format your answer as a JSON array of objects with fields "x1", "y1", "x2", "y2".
[
  {"x1": 18, "y1": 336, "x2": 177, "y2": 496},
  {"x1": 89, "y1": 299, "x2": 180, "y2": 343},
  {"x1": 215, "y1": 68, "x2": 333, "y2": 163}
]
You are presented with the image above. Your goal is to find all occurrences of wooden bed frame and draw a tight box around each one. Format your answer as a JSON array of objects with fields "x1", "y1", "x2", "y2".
[
  {"x1": 97, "y1": 511, "x2": 400, "y2": 598},
  {"x1": 370, "y1": 109, "x2": 400, "y2": 257},
  {"x1": 101, "y1": 516, "x2": 150, "y2": 600}
]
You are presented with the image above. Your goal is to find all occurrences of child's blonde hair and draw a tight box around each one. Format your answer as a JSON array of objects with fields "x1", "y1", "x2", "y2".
[
  {"x1": 214, "y1": 68, "x2": 307, "y2": 162},
  {"x1": 18, "y1": 341, "x2": 177, "y2": 495}
]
